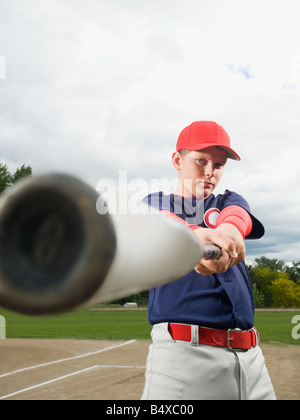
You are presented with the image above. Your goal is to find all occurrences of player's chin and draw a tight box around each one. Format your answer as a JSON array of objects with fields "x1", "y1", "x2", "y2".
[{"x1": 203, "y1": 185, "x2": 215, "y2": 199}]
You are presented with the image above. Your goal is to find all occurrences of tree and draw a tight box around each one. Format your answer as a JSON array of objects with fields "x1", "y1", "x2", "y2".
[
  {"x1": 0, "y1": 163, "x2": 32, "y2": 194},
  {"x1": 250, "y1": 267, "x2": 277, "y2": 307},
  {"x1": 284, "y1": 261, "x2": 300, "y2": 283},
  {"x1": 11, "y1": 164, "x2": 32, "y2": 184},
  {"x1": 0, "y1": 164, "x2": 12, "y2": 193},
  {"x1": 270, "y1": 274, "x2": 300, "y2": 307},
  {"x1": 247, "y1": 256, "x2": 300, "y2": 307},
  {"x1": 252, "y1": 283, "x2": 265, "y2": 308},
  {"x1": 253, "y1": 256, "x2": 286, "y2": 272}
]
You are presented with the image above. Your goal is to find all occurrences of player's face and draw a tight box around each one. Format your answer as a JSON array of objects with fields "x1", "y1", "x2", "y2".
[{"x1": 172, "y1": 147, "x2": 227, "y2": 199}]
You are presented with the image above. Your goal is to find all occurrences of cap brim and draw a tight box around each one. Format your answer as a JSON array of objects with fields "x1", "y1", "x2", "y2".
[{"x1": 180, "y1": 143, "x2": 241, "y2": 161}]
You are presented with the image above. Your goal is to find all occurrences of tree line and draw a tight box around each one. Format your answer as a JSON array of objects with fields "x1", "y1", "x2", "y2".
[
  {"x1": 0, "y1": 163, "x2": 32, "y2": 193},
  {"x1": 115, "y1": 258, "x2": 300, "y2": 308},
  {"x1": 247, "y1": 257, "x2": 300, "y2": 308}
]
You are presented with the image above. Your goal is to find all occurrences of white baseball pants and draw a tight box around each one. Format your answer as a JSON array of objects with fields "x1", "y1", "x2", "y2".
[{"x1": 141, "y1": 323, "x2": 276, "y2": 400}]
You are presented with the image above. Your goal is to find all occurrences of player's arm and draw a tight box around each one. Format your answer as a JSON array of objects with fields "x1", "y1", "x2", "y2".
[
  {"x1": 160, "y1": 205, "x2": 251, "y2": 275},
  {"x1": 194, "y1": 206, "x2": 252, "y2": 275}
]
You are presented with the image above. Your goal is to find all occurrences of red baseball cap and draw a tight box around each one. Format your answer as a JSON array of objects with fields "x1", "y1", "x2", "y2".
[{"x1": 176, "y1": 121, "x2": 240, "y2": 161}]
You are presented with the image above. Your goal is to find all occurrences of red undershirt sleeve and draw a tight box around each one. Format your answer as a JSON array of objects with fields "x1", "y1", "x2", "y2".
[{"x1": 216, "y1": 205, "x2": 253, "y2": 239}]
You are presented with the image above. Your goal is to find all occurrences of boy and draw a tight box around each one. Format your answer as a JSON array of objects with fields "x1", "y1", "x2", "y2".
[{"x1": 141, "y1": 121, "x2": 276, "y2": 400}]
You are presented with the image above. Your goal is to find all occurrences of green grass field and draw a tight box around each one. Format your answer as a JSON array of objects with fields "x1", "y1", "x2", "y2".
[{"x1": 1, "y1": 308, "x2": 299, "y2": 345}]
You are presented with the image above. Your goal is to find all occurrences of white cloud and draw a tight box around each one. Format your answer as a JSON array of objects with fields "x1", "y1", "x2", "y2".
[{"x1": 0, "y1": 0, "x2": 300, "y2": 261}]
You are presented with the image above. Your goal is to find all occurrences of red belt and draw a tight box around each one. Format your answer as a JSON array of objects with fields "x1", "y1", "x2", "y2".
[{"x1": 168, "y1": 323, "x2": 259, "y2": 351}]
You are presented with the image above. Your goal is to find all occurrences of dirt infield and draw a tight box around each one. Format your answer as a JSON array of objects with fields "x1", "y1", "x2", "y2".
[{"x1": 0, "y1": 339, "x2": 299, "y2": 400}]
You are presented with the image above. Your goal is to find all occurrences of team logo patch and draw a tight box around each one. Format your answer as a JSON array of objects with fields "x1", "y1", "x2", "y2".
[{"x1": 204, "y1": 208, "x2": 220, "y2": 229}]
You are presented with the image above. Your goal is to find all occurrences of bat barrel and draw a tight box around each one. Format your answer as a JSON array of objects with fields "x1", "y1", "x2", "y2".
[{"x1": 0, "y1": 174, "x2": 116, "y2": 316}]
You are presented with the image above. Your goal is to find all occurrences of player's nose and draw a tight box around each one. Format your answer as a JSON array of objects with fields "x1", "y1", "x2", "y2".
[{"x1": 204, "y1": 162, "x2": 214, "y2": 177}]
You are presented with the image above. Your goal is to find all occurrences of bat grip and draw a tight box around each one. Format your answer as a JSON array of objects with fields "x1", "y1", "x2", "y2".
[{"x1": 203, "y1": 244, "x2": 222, "y2": 260}]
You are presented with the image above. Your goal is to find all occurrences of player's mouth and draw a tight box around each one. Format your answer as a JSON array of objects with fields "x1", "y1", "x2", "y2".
[{"x1": 204, "y1": 182, "x2": 214, "y2": 188}]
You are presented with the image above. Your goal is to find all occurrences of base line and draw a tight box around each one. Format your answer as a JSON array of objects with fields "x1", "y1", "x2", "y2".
[
  {"x1": 0, "y1": 339, "x2": 135, "y2": 379},
  {"x1": 0, "y1": 366, "x2": 99, "y2": 400},
  {"x1": 98, "y1": 365, "x2": 145, "y2": 369}
]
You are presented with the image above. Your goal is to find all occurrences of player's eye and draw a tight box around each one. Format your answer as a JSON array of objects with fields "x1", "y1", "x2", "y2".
[
  {"x1": 196, "y1": 159, "x2": 205, "y2": 164},
  {"x1": 215, "y1": 163, "x2": 225, "y2": 169}
]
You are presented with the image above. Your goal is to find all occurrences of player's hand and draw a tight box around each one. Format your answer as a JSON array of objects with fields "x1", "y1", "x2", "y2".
[
  {"x1": 215, "y1": 223, "x2": 246, "y2": 264},
  {"x1": 193, "y1": 224, "x2": 246, "y2": 275}
]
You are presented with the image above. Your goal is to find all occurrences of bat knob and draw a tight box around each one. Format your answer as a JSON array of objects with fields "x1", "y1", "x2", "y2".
[{"x1": 0, "y1": 174, "x2": 116, "y2": 316}]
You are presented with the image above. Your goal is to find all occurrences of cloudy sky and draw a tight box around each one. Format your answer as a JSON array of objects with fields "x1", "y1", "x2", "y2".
[{"x1": 0, "y1": 0, "x2": 300, "y2": 263}]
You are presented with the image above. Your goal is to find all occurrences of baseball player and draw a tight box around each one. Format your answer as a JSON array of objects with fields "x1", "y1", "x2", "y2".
[{"x1": 141, "y1": 121, "x2": 276, "y2": 400}]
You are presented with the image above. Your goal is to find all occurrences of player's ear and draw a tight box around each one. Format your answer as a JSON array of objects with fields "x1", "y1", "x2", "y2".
[{"x1": 172, "y1": 151, "x2": 182, "y2": 171}]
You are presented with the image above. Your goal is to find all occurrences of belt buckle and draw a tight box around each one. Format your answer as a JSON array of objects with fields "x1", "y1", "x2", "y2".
[{"x1": 227, "y1": 328, "x2": 242, "y2": 351}]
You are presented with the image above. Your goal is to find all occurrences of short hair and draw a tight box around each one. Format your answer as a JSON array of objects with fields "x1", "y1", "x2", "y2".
[
  {"x1": 178, "y1": 149, "x2": 191, "y2": 158},
  {"x1": 178, "y1": 147, "x2": 228, "y2": 161}
]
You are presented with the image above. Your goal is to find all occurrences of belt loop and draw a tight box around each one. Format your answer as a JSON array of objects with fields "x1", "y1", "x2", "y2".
[
  {"x1": 191, "y1": 325, "x2": 199, "y2": 346},
  {"x1": 252, "y1": 327, "x2": 259, "y2": 347},
  {"x1": 249, "y1": 328, "x2": 256, "y2": 347}
]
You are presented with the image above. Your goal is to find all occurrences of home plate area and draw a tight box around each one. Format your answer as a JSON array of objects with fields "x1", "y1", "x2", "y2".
[{"x1": 0, "y1": 338, "x2": 299, "y2": 400}]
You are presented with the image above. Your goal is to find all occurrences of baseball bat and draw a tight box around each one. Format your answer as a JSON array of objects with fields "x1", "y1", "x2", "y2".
[{"x1": 0, "y1": 174, "x2": 221, "y2": 316}]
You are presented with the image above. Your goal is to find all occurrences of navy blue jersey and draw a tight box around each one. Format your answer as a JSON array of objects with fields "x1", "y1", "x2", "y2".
[{"x1": 143, "y1": 190, "x2": 264, "y2": 330}]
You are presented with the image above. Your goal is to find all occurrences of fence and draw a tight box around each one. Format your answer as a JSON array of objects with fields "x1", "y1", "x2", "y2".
[{"x1": 0, "y1": 315, "x2": 6, "y2": 339}]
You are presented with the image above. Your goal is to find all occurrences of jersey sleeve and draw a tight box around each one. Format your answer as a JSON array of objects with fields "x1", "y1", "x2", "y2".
[
  {"x1": 142, "y1": 192, "x2": 171, "y2": 211},
  {"x1": 222, "y1": 190, "x2": 265, "y2": 239}
]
